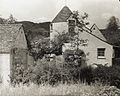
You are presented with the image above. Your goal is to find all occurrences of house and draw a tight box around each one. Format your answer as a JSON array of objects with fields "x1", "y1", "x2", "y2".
[
  {"x1": 0, "y1": 24, "x2": 27, "y2": 85},
  {"x1": 50, "y1": 6, "x2": 120, "y2": 67}
]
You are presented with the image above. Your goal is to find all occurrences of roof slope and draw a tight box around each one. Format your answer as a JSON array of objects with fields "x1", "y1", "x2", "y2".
[
  {"x1": 16, "y1": 21, "x2": 50, "y2": 38},
  {"x1": 0, "y1": 24, "x2": 22, "y2": 52},
  {"x1": 52, "y1": 6, "x2": 72, "y2": 23},
  {"x1": 100, "y1": 29, "x2": 120, "y2": 46}
]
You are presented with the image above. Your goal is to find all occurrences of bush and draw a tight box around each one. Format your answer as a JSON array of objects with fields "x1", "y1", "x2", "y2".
[
  {"x1": 10, "y1": 64, "x2": 33, "y2": 86},
  {"x1": 78, "y1": 65, "x2": 120, "y2": 88},
  {"x1": 80, "y1": 66, "x2": 93, "y2": 85},
  {"x1": 31, "y1": 57, "x2": 88, "y2": 85},
  {"x1": 63, "y1": 49, "x2": 87, "y2": 68},
  {"x1": 92, "y1": 65, "x2": 120, "y2": 88}
]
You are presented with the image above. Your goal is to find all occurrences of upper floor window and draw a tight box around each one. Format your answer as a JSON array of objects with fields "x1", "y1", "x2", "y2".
[
  {"x1": 50, "y1": 24, "x2": 53, "y2": 30},
  {"x1": 97, "y1": 48, "x2": 105, "y2": 59},
  {"x1": 68, "y1": 20, "x2": 76, "y2": 26}
]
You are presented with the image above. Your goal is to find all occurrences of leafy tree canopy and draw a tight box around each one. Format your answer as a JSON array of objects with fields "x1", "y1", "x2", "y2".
[{"x1": 106, "y1": 16, "x2": 119, "y2": 31}]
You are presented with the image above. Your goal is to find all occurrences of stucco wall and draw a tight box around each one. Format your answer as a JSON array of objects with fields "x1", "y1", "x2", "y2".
[
  {"x1": 79, "y1": 31, "x2": 113, "y2": 66},
  {"x1": 63, "y1": 31, "x2": 113, "y2": 66},
  {"x1": 51, "y1": 19, "x2": 113, "y2": 66}
]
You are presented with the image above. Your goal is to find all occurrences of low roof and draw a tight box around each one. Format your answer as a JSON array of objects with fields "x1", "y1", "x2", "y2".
[
  {"x1": 0, "y1": 24, "x2": 23, "y2": 52},
  {"x1": 52, "y1": 6, "x2": 72, "y2": 23}
]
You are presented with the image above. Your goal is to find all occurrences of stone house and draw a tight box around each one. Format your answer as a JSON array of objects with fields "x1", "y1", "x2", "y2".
[
  {"x1": 50, "y1": 6, "x2": 120, "y2": 67},
  {"x1": 0, "y1": 24, "x2": 27, "y2": 85}
]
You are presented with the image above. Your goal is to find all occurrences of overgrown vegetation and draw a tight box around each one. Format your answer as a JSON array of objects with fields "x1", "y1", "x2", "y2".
[{"x1": 0, "y1": 83, "x2": 120, "y2": 96}]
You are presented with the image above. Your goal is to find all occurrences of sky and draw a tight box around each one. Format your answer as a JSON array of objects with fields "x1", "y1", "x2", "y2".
[{"x1": 0, "y1": 0, "x2": 120, "y2": 28}]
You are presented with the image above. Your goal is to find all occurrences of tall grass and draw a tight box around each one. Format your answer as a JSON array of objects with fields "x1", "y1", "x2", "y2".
[{"x1": 0, "y1": 83, "x2": 119, "y2": 96}]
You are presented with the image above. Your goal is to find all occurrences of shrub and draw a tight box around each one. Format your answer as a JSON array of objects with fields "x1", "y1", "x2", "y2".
[
  {"x1": 80, "y1": 66, "x2": 93, "y2": 85},
  {"x1": 92, "y1": 65, "x2": 120, "y2": 88},
  {"x1": 10, "y1": 64, "x2": 32, "y2": 86},
  {"x1": 63, "y1": 49, "x2": 87, "y2": 68},
  {"x1": 31, "y1": 57, "x2": 88, "y2": 85}
]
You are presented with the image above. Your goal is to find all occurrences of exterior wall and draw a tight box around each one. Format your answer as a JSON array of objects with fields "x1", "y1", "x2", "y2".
[
  {"x1": 0, "y1": 54, "x2": 10, "y2": 85},
  {"x1": 63, "y1": 30, "x2": 113, "y2": 66},
  {"x1": 50, "y1": 22, "x2": 68, "y2": 40}
]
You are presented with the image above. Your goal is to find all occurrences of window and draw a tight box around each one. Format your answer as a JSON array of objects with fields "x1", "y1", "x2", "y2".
[
  {"x1": 97, "y1": 48, "x2": 105, "y2": 59},
  {"x1": 68, "y1": 20, "x2": 76, "y2": 36},
  {"x1": 93, "y1": 27, "x2": 95, "y2": 30},
  {"x1": 68, "y1": 20, "x2": 76, "y2": 26},
  {"x1": 50, "y1": 24, "x2": 53, "y2": 30},
  {"x1": 50, "y1": 24, "x2": 53, "y2": 33}
]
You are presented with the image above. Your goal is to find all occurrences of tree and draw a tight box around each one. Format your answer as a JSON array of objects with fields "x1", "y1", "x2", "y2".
[
  {"x1": 50, "y1": 11, "x2": 90, "y2": 55},
  {"x1": 29, "y1": 38, "x2": 50, "y2": 61},
  {"x1": 6, "y1": 14, "x2": 16, "y2": 24},
  {"x1": 50, "y1": 32, "x2": 72, "y2": 55},
  {"x1": 106, "y1": 16, "x2": 119, "y2": 31}
]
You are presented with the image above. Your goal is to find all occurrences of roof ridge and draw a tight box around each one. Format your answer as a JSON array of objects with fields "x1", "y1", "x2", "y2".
[{"x1": 52, "y1": 6, "x2": 72, "y2": 23}]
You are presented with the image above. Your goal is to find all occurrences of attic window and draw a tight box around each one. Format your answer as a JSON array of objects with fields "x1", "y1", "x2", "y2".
[
  {"x1": 97, "y1": 48, "x2": 106, "y2": 59},
  {"x1": 68, "y1": 20, "x2": 76, "y2": 26},
  {"x1": 93, "y1": 28, "x2": 96, "y2": 30}
]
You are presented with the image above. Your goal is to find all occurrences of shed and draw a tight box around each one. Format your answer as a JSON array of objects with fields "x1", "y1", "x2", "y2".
[{"x1": 0, "y1": 24, "x2": 27, "y2": 85}]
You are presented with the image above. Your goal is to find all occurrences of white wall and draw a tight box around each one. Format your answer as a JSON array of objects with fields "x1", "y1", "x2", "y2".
[
  {"x1": 79, "y1": 31, "x2": 113, "y2": 66},
  {"x1": 0, "y1": 54, "x2": 10, "y2": 85},
  {"x1": 50, "y1": 22, "x2": 68, "y2": 40},
  {"x1": 63, "y1": 30, "x2": 113, "y2": 66}
]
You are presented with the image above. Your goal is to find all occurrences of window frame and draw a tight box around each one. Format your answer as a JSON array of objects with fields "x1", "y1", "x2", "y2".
[
  {"x1": 97, "y1": 48, "x2": 106, "y2": 59},
  {"x1": 50, "y1": 24, "x2": 53, "y2": 33},
  {"x1": 68, "y1": 19, "x2": 76, "y2": 26}
]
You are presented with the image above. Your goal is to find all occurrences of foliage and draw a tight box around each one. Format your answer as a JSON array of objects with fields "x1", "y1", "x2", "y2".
[
  {"x1": 1, "y1": 83, "x2": 120, "y2": 96},
  {"x1": 72, "y1": 11, "x2": 89, "y2": 28},
  {"x1": 75, "y1": 65, "x2": 120, "y2": 89},
  {"x1": 92, "y1": 65, "x2": 120, "y2": 88},
  {"x1": 31, "y1": 59, "x2": 62, "y2": 85},
  {"x1": 31, "y1": 51, "x2": 87, "y2": 85},
  {"x1": 80, "y1": 66, "x2": 93, "y2": 85},
  {"x1": 10, "y1": 64, "x2": 32, "y2": 86},
  {"x1": 106, "y1": 16, "x2": 119, "y2": 31},
  {"x1": 6, "y1": 14, "x2": 16, "y2": 24},
  {"x1": 50, "y1": 32, "x2": 72, "y2": 55},
  {"x1": 0, "y1": 14, "x2": 16, "y2": 24},
  {"x1": 29, "y1": 38, "x2": 50, "y2": 61},
  {"x1": 96, "y1": 86, "x2": 120, "y2": 96},
  {"x1": 63, "y1": 49, "x2": 86, "y2": 68}
]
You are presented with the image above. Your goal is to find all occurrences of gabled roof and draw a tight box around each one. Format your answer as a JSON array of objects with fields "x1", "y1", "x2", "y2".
[
  {"x1": 90, "y1": 24, "x2": 120, "y2": 47},
  {"x1": 90, "y1": 24, "x2": 107, "y2": 41},
  {"x1": 0, "y1": 24, "x2": 23, "y2": 52},
  {"x1": 52, "y1": 6, "x2": 72, "y2": 23}
]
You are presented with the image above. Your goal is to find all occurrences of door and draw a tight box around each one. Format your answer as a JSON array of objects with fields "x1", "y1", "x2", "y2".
[{"x1": 0, "y1": 54, "x2": 10, "y2": 85}]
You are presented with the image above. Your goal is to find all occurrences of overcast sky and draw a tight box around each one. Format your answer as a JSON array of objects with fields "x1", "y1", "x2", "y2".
[{"x1": 0, "y1": 0, "x2": 120, "y2": 28}]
